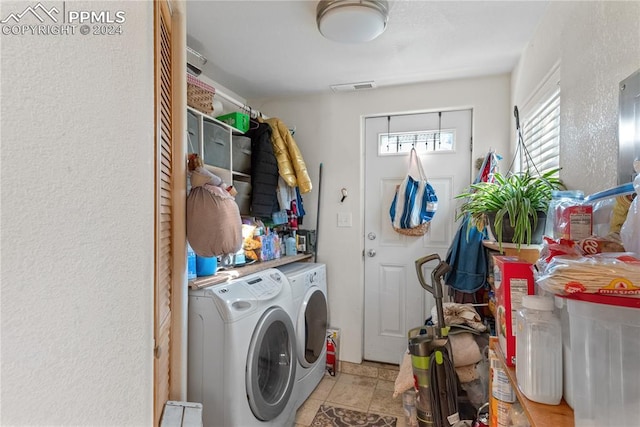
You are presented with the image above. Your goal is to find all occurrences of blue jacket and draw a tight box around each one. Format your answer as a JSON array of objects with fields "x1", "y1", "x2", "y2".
[{"x1": 444, "y1": 216, "x2": 488, "y2": 293}]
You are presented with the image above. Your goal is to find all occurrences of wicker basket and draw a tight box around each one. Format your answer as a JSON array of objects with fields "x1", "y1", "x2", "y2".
[
  {"x1": 187, "y1": 74, "x2": 215, "y2": 115},
  {"x1": 394, "y1": 221, "x2": 431, "y2": 237}
]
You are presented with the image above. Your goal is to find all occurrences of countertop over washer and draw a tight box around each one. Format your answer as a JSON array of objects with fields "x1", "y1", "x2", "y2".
[{"x1": 189, "y1": 253, "x2": 313, "y2": 290}]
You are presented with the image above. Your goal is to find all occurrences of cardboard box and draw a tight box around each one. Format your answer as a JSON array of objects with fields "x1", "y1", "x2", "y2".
[{"x1": 493, "y1": 256, "x2": 535, "y2": 367}]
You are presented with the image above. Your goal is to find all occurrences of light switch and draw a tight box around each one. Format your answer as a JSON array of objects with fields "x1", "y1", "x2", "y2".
[{"x1": 337, "y1": 212, "x2": 352, "y2": 227}]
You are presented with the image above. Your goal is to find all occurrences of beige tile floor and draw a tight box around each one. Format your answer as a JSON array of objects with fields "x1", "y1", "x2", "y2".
[{"x1": 295, "y1": 361, "x2": 407, "y2": 427}]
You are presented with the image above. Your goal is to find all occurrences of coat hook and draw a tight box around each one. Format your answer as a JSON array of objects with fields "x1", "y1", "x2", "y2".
[{"x1": 340, "y1": 188, "x2": 348, "y2": 203}]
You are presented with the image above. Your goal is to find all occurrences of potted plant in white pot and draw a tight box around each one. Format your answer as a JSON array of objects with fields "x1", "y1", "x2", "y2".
[{"x1": 456, "y1": 168, "x2": 563, "y2": 249}]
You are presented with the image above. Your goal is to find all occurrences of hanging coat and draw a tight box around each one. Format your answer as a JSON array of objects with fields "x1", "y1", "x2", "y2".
[
  {"x1": 246, "y1": 122, "x2": 279, "y2": 217},
  {"x1": 444, "y1": 216, "x2": 488, "y2": 293},
  {"x1": 443, "y1": 150, "x2": 497, "y2": 293},
  {"x1": 263, "y1": 117, "x2": 312, "y2": 194}
]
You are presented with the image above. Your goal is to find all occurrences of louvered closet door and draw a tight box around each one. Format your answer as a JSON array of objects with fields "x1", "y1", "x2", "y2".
[{"x1": 154, "y1": 1, "x2": 173, "y2": 425}]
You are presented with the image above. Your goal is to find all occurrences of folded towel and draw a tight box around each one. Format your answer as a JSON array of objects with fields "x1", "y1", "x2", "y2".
[
  {"x1": 449, "y1": 332, "x2": 482, "y2": 367},
  {"x1": 430, "y1": 303, "x2": 487, "y2": 332}
]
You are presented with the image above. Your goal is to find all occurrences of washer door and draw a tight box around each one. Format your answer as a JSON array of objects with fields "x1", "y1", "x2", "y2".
[
  {"x1": 246, "y1": 306, "x2": 296, "y2": 421},
  {"x1": 298, "y1": 287, "x2": 328, "y2": 368}
]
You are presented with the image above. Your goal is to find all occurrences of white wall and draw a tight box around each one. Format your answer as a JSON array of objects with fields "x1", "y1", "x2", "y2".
[
  {"x1": 251, "y1": 74, "x2": 511, "y2": 362},
  {"x1": 0, "y1": 1, "x2": 155, "y2": 424},
  {"x1": 512, "y1": 1, "x2": 640, "y2": 194}
]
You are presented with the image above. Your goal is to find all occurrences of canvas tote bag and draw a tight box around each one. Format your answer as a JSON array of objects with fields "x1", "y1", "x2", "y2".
[{"x1": 389, "y1": 148, "x2": 438, "y2": 236}]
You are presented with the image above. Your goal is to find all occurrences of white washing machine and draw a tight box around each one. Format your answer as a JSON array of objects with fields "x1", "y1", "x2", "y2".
[
  {"x1": 277, "y1": 262, "x2": 328, "y2": 407},
  {"x1": 188, "y1": 268, "x2": 298, "y2": 427}
]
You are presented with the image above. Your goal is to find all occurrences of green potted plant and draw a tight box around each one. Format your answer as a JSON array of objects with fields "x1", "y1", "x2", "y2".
[{"x1": 456, "y1": 168, "x2": 563, "y2": 249}]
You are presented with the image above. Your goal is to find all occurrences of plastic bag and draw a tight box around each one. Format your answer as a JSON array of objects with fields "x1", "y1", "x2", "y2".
[
  {"x1": 621, "y1": 174, "x2": 640, "y2": 254},
  {"x1": 536, "y1": 252, "x2": 640, "y2": 296}
]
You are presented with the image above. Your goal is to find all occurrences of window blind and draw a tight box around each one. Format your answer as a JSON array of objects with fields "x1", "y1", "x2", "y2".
[{"x1": 521, "y1": 88, "x2": 560, "y2": 175}]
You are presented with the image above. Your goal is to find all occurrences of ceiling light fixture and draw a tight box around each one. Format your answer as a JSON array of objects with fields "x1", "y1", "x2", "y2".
[{"x1": 316, "y1": 0, "x2": 389, "y2": 43}]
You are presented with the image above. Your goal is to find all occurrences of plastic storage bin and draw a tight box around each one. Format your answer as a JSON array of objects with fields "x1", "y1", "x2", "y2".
[
  {"x1": 567, "y1": 296, "x2": 640, "y2": 427},
  {"x1": 203, "y1": 119, "x2": 230, "y2": 169},
  {"x1": 232, "y1": 135, "x2": 252, "y2": 174},
  {"x1": 554, "y1": 296, "x2": 573, "y2": 408},
  {"x1": 515, "y1": 295, "x2": 562, "y2": 405},
  {"x1": 233, "y1": 180, "x2": 251, "y2": 215},
  {"x1": 216, "y1": 112, "x2": 250, "y2": 133}
]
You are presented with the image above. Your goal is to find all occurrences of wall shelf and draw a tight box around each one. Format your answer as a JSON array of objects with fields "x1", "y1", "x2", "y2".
[
  {"x1": 495, "y1": 344, "x2": 574, "y2": 427},
  {"x1": 187, "y1": 106, "x2": 253, "y2": 214},
  {"x1": 189, "y1": 253, "x2": 313, "y2": 290}
]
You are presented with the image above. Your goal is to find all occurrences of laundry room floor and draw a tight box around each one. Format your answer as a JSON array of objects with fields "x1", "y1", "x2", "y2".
[{"x1": 295, "y1": 361, "x2": 406, "y2": 427}]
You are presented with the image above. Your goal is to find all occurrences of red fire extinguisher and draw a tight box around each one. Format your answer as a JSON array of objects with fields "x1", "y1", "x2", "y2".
[{"x1": 326, "y1": 337, "x2": 336, "y2": 376}]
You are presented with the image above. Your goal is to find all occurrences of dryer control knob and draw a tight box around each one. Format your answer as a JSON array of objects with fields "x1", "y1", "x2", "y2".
[{"x1": 270, "y1": 273, "x2": 282, "y2": 282}]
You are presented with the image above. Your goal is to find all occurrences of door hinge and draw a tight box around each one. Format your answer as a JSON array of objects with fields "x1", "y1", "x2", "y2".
[{"x1": 470, "y1": 136, "x2": 473, "y2": 152}]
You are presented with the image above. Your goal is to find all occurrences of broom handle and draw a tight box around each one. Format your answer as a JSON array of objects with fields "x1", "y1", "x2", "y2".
[{"x1": 314, "y1": 163, "x2": 323, "y2": 263}]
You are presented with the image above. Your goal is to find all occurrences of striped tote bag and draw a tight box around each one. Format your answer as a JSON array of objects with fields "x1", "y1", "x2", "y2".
[{"x1": 389, "y1": 148, "x2": 438, "y2": 236}]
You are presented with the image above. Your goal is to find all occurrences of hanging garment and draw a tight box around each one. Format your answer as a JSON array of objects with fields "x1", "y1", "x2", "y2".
[
  {"x1": 475, "y1": 150, "x2": 499, "y2": 185},
  {"x1": 276, "y1": 176, "x2": 296, "y2": 212},
  {"x1": 295, "y1": 186, "x2": 306, "y2": 217},
  {"x1": 246, "y1": 122, "x2": 279, "y2": 217},
  {"x1": 444, "y1": 217, "x2": 489, "y2": 293},
  {"x1": 444, "y1": 150, "x2": 496, "y2": 293},
  {"x1": 263, "y1": 117, "x2": 312, "y2": 193}
]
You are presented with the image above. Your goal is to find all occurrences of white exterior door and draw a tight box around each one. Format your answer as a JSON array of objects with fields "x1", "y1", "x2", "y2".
[{"x1": 363, "y1": 110, "x2": 472, "y2": 364}]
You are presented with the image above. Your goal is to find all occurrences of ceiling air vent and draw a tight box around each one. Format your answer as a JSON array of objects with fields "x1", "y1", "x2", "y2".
[{"x1": 330, "y1": 81, "x2": 377, "y2": 93}]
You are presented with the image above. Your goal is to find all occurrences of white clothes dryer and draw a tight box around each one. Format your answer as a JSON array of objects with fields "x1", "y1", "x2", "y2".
[
  {"x1": 188, "y1": 269, "x2": 298, "y2": 427},
  {"x1": 277, "y1": 262, "x2": 328, "y2": 407}
]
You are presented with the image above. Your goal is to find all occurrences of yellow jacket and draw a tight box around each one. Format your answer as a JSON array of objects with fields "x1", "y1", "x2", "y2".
[
  {"x1": 610, "y1": 195, "x2": 633, "y2": 234},
  {"x1": 263, "y1": 117, "x2": 312, "y2": 194}
]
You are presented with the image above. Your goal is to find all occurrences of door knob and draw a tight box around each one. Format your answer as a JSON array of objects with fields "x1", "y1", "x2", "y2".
[
  {"x1": 367, "y1": 249, "x2": 376, "y2": 257},
  {"x1": 368, "y1": 232, "x2": 376, "y2": 240}
]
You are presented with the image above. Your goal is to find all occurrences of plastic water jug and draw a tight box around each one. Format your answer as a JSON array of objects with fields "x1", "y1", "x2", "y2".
[
  {"x1": 187, "y1": 243, "x2": 196, "y2": 280},
  {"x1": 515, "y1": 295, "x2": 562, "y2": 404},
  {"x1": 285, "y1": 235, "x2": 297, "y2": 256}
]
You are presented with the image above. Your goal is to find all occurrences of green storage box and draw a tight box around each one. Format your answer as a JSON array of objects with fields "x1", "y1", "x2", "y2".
[{"x1": 216, "y1": 112, "x2": 250, "y2": 133}]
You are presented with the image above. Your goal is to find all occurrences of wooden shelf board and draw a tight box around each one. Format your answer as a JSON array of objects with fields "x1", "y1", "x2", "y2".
[
  {"x1": 495, "y1": 344, "x2": 574, "y2": 427},
  {"x1": 483, "y1": 241, "x2": 541, "y2": 264},
  {"x1": 482, "y1": 241, "x2": 542, "y2": 251},
  {"x1": 189, "y1": 253, "x2": 313, "y2": 289}
]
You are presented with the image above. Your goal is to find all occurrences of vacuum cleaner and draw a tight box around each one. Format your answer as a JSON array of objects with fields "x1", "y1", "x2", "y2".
[{"x1": 408, "y1": 254, "x2": 460, "y2": 427}]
